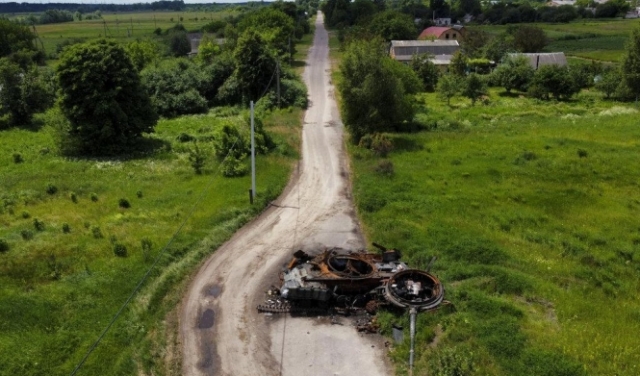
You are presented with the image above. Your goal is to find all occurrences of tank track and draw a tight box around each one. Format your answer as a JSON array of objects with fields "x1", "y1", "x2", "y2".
[
  {"x1": 257, "y1": 301, "x2": 329, "y2": 315},
  {"x1": 257, "y1": 300, "x2": 292, "y2": 313}
]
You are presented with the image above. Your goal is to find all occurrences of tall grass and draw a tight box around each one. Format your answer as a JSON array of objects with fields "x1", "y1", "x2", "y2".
[
  {"x1": 350, "y1": 89, "x2": 640, "y2": 375},
  {"x1": 0, "y1": 107, "x2": 301, "y2": 375}
]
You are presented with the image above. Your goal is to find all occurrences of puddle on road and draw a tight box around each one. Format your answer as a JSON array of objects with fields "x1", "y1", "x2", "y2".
[
  {"x1": 204, "y1": 284, "x2": 222, "y2": 298},
  {"x1": 198, "y1": 309, "x2": 215, "y2": 329}
]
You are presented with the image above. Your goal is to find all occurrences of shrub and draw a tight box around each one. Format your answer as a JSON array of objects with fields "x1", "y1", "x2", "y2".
[
  {"x1": 189, "y1": 144, "x2": 207, "y2": 175},
  {"x1": 21, "y1": 229, "x2": 34, "y2": 240},
  {"x1": 375, "y1": 160, "x2": 394, "y2": 176},
  {"x1": 577, "y1": 149, "x2": 588, "y2": 158},
  {"x1": 113, "y1": 243, "x2": 128, "y2": 257},
  {"x1": 69, "y1": 192, "x2": 78, "y2": 203},
  {"x1": 91, "y1": 226, "x2": 103, "y2": 239},
  {"x1": 530, "y1": 65, "x2": 579, "y2": 100},
  {"x1": 118, "y1": 198, "x2": 131, "y2": 209},
  {"x1": 12, "y1": 153, "x2": 23, "y2": 163},
  {"x1": 221, "y1": 155, "x2": 248, "y2": 177},
  {"x1": 371, "y1": 133, "x2": 394, "y2": 157},
  {"x1": 90, "y1": 193, "x2": 98, "y2": 202},
  {"x1": 33, "y1": 218, "x2": 45, "y2": 231},
  {"x1": 428, "y1": 346, "x2": 475, "y2": 376},
  {"x1": 21, "y1": 211, "x2": 30, "y2": 219},
  {"x1": 136, "y1": 190, "x2": 143, "y2": 198},
  {"x1": 176, "y1": 133, "x2": 195, "y2": 142},
  {"x1": 0, "y1": 239, "x2": 9, "y2": 253},
  {"x1": 45, "y1": 183, "x2": 58, "y2": 195},
  {"x1": 62, "y1": 223, "x2": 71, "y2": 233}
]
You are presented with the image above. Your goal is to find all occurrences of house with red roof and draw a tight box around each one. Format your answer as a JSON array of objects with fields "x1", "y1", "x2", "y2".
[{"x1": 418, "y1": 26, "x2": 463, "y2": 41}]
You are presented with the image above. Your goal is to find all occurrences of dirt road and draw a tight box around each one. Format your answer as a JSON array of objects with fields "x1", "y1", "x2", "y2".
[{"x1": 180, "y1": 13, "x2": 391, "y2": 376}]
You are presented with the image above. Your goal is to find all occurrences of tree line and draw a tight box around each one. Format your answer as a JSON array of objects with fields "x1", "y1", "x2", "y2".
[
  {"x1": 323, "y1": 0, "x2": 632, "y2": 33},
  {"x1": 0, "y1": 2, "x2": 311, "y2": 160},
  {"x1": 331, "y1": 1, "x2": 640, "y2": 145},
  {"x1": 0, "y1": 1, "x2": 186, "y2": 14}
]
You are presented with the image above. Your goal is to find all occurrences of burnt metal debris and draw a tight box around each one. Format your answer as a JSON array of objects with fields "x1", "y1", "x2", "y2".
[{"x1": 257, "y1": 243, "x2": 445, "y2": 315}]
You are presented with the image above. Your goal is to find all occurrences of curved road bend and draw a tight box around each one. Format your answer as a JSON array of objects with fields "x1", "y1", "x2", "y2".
[{"x1": 180, "y1": 13, "x2": 391, "y2": 376}]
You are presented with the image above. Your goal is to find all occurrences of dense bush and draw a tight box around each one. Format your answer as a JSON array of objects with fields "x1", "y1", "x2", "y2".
[
  {"x1": 410, "y1": 54, "x2": 440, "y2": 92},
  {"x1": 0, "y1": 60, "x2": 56, "y2": 126},
  {"x1": 339, "y1": 38, "x2": 421, "y2": 143},
  {"x1": 493, "y1": 55, "x2": 534, "y2": 93},
  {"x1": 142, "y1": 60, "x2": 209, "y2": 118},
  {"x1": 113, "y1": 243, "x2": 128, "y2": 257},
  {"x1": 0, "y1": 239, "x2": 9, "y2": 253},
  {"x1": 255, "y1": 78, "x2": 308, "y2": 112},
  {"x1": 20, "y1": 229, "x2": 33, "y2": 240},
  {"x1": 529, "y1": 65, "x2": 578, "y2": 100},
  {"x1": 45, "y1": 183, "x2": 58, "y2": 195},
  {"x1": 57, "y1": 39, "x2": 157, "y2": 155},
  {"x1": 118, "y1": 198, "x2": 131, "y2": 209}
]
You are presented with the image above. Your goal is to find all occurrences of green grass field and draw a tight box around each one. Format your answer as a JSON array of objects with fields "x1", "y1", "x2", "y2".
[
  {"x1": 13, "y1": 11, "x2": 235, "y2": 59},
  {"x1": 0, "y1": 11, "x2": 314, "y2": 371},
  {"x1": 349, "y1": 88, "x2": 640, "y2": 375},
  {"x1": 472, "y1": 19, "x2": 640, "y2": 62},
  {"x1": 0, "y1": 107, "x2": 302, "y2": 375}
]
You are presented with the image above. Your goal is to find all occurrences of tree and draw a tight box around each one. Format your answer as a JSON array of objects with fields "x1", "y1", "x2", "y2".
[
  {"x1": 450, "y1": 51, "x2": 467, "y2": 77},
  {"x1": 622, "y1": 28, "x2": 640, "y2": 102},
  {"x1": 494, "y1": 55, "x2": 534, "y2": 93},
  {"x1": 141, "y1": 60, "x2": 209, "y2": 118},
  {"x1": 529, "y1": 65, "x2": 578, "y2": 100},
  {"x1": 437, "y1": 74, "x2": 460, "y2": 106},
  {"x1": 483, "y1": 33, "x2": 514, "y2": 62},
  {"x1": 595, "y1": 68, "x2": 621, "y2": 99},
  {"x1": 125, "y1": 39, "x2": 160, "y2": 71},
  {"x1": 0, "y1": 59, "x2": 54, "y2": 126},
  {"x1": 367, "y1": 10, "x2": 417, "y2": 42},
  {"x1": 462, "y1": 73, "x2": 487, "y2": 105},
  {"x1": 0, "y1": 19, "x2": 37, "y2": 60},
  {"x1": 167, "y1": 30, "x2": 191, "y2": 57},
  {"x1": 238, "y1": 8, "x2": 294, "y2": 56},
  {"x1": 57, "y1": 40, "x2": 157, "y2": 155},
  {"x1": 233, "y1": 30, "x2": 277, "y2": 102},
  {"x1": 410, "y1": 54, "x2": 440, "y2": 92},
  {"x1": 462, "y1": 29, "x2": 490, "y2": 58},
  {"x1": 196, "y1": 37, "x2": 220, "y2": 65},
  {"x1": 512, "y1": 26, "x2": 547, "y2": 53},
  {"x1": 339, "y1": 38, "x2": 420, "y2": 143}
]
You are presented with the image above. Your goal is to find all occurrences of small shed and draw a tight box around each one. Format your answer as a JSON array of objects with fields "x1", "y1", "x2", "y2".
[
  {"x1": 507, "y1": 52, "x2": 567, "y2": 70},
  {"x1": 390, "y1": 40, "x2": 460, "y2": 58},
  {"x1": 390, "y1": 40, "x2": 460, "y2": 71},
  {"x1": 418, "y1": 26, "x2": 463, "y2": 41}
]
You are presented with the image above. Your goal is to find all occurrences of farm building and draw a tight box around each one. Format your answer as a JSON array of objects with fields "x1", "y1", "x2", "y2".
[
  {"x1": 418, "y1": 26, "x2": 463, "y2": 41},
  {"x1": 506, "y1": 52, "x2": 567, "y2": 69},
  {"x1": 390, "y1": 40, "x2": 460, "y2": 70}
]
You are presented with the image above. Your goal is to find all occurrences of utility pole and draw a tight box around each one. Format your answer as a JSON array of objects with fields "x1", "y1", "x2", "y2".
[
  {"x1": 250, "y1": 101, "x2": 256, "y2": 204},
  {"x1": 276, "y1": 61, "x2": 281, "y2": 109},
  {"x1": 130, "y1": 17, "x2": 133, "y2": 36}
]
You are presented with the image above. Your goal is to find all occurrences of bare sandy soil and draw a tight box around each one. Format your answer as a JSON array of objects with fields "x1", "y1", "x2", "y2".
[{"x1": 179, "y1": 13, "x2": 391, "y2": 376}]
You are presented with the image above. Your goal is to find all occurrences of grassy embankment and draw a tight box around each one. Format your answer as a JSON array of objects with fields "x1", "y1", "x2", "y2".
[
  {"x1": 472, "y1": 18, "x2": 640, "y2": 63},
  {"x1": 0, "y1": 15, "x2": 315, "y2": 376},
  {"x1": 329, "y1": 26, "x2": 640, "y2": 376}
]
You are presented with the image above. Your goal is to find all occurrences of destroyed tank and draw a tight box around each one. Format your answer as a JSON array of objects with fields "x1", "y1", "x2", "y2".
[{"x1": 258, "y1": 244, "x2": 444, "y2": 314}]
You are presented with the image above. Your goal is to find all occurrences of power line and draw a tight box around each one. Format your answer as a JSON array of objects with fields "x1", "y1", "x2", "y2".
[{"x1": 69, "y1": 136, "x2": 243, "y2": 376}]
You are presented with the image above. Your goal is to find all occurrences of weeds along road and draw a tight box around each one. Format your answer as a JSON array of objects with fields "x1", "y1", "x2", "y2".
[{"x1": 179, "y1": 13, "x2": 391, "y2": 376}]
